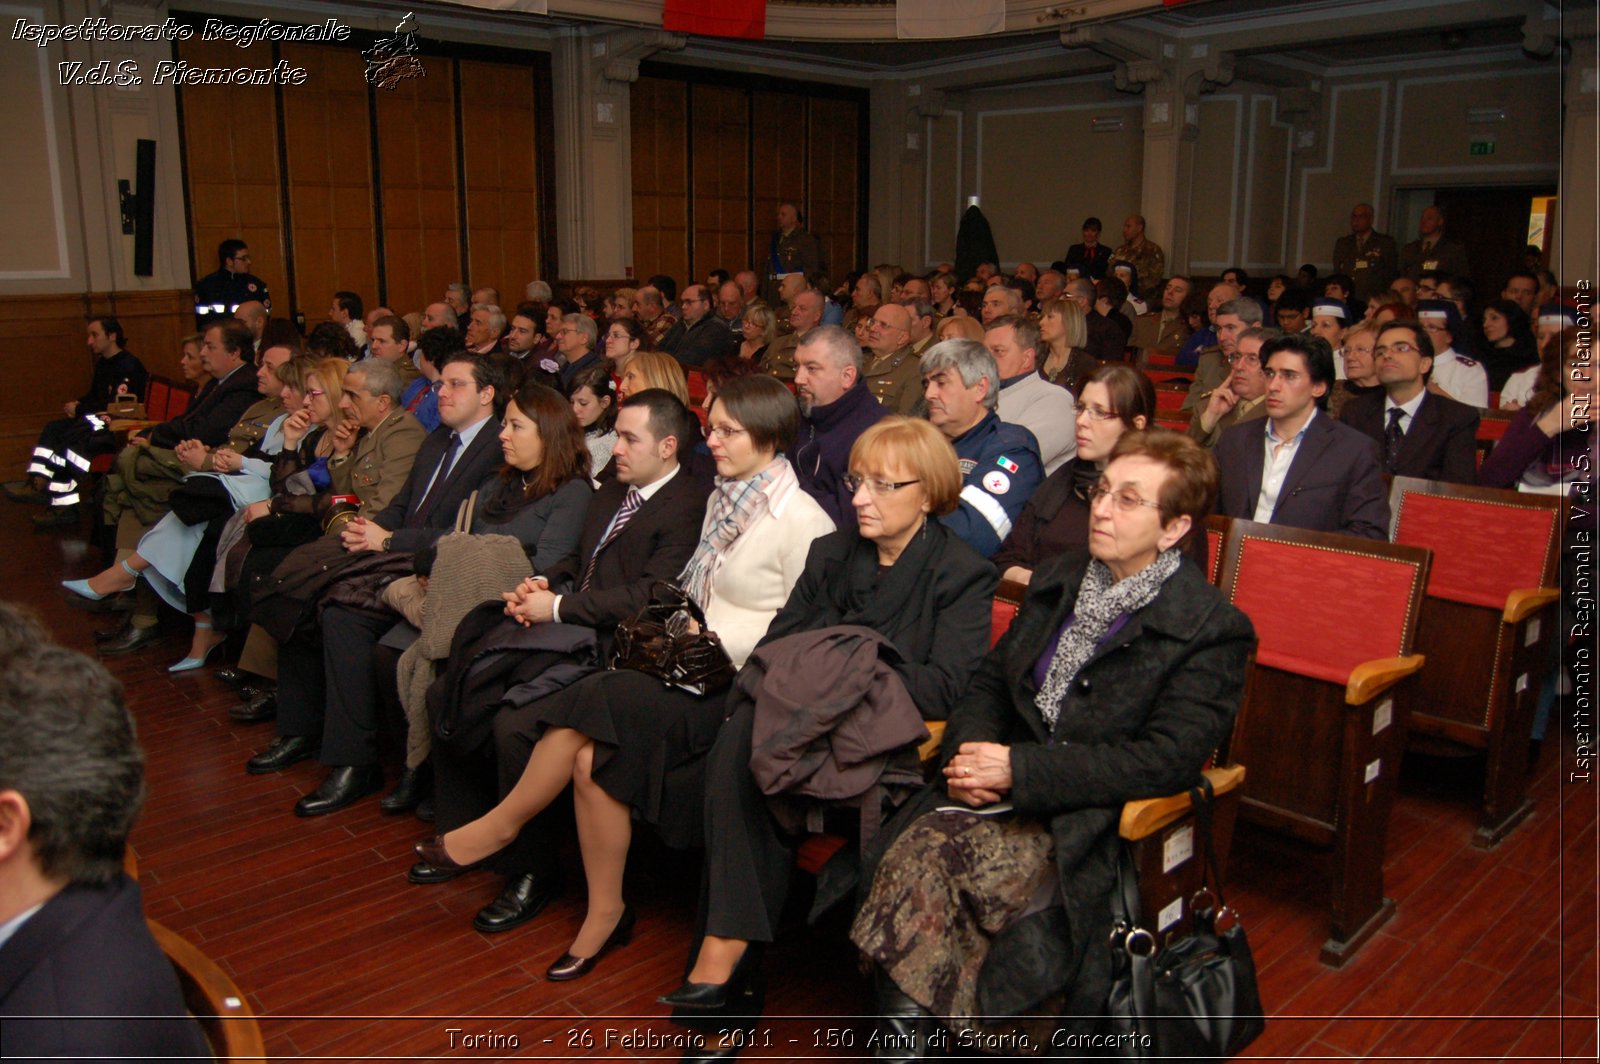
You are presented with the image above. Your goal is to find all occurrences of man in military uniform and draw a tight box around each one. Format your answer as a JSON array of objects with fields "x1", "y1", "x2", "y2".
[
  {"x1": 1400, "y1": 206, "x2": 1470, "y2": 281},
  {"x1": 193, "y1": 239, "x2": 270, "y2": 328},
  {"x1": 860, "y1": 303, "x2": 922, "y2": 415},
  {"x1": 762, "y1": 289, "x2": 826, "y2": 381},
  {"x1": 1188, "y1": 327, "x2": 1275, "y2": 449},
  {"x1": 1331, "y1": 203, "x2": 1400, "y2": 304},
  {"x1": 920, "y1": 338, "x2": 1042, "y2": 558},
  {"x1": 761, "y1": 202, "x2": 826, "y2": 305},
  {"x1": 1129, "y1": 275, "x2": 1193, "y2": 364},
  {"x1": 1108, "y1": 214, "x2": 1165, "y2": 295}
]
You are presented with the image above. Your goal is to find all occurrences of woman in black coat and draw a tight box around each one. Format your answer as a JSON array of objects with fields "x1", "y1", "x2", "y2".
[
  {"x1": 849, "y1": 429, "x2": 1254, "y2": 1058},
  {"x1": 662, "y1": 416, "x2": 996, "y2": 1037}
]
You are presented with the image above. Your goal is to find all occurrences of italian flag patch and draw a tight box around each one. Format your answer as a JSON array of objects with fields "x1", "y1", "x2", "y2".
[{"x1": 996, "y1": 456, "x2": 1019, "y2": 474}]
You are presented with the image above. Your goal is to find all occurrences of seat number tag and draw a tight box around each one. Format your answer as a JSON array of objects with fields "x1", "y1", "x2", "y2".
[
  {"x1": 1158, "y1": 897, "x2": 1183, "y2": 931},
  {"x1": 1162, "y1": 823, "x2": 1193, "y2": 873},
  {"x1": 1516, "y1": 673, "x2": 1530, "y2": 693},
  {"x1": 1373, "y1": 699, "x2": 1392, "y2": 735},
  {"x1": 1364, "y1": 758, "x2": 1381, "y2": 784},
  {"x1": 1526, "y1": 619, "x2": 1541, "y2": 646}
]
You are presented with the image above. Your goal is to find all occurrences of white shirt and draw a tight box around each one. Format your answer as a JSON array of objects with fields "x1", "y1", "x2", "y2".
[
  {"x1": 1254, "y1": 408, "x2": 1317, "y2": 523},
  {"x1": 551, "y1": 464, "x2": 681, "y2": 622},
  {"x1": 1383, "y1": 388, "x2": 1428, "y2": 436},
  {"x1": 1430, "y1": 348, "x2": 1489, "y2": 408},
  {"x1": 1500, "y1": 365, "x2": 1539, "y2": 409}
]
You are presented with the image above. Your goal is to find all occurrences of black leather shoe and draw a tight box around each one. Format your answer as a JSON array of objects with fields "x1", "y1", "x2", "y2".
[
  {"x1": 473, "y1": 872, "x2": 562, "y2": 933},
  {"x1": 93, "y1": 616, "x2": 141, "y2": 643},
  {"x1": 246, "y1": 735, "x2": 319, "y2": 774},
  {"x1": 406, "y1": 848, "x2": 481, "y2": 885},
  {"x1": 97, "y1": 622, "x2": 164, "y2": 655},
  {"x1": 660, "y1": 945, "x2": 765, "y2": 1013},
  {"x1": 872, "y1": 969, "x2": 940, "y2": 1062},
  {"x1": 545, "y1": 906, "x2": 636, "y2": 982},
  {"x1": 294, "y1": 764, "x2": 383, "y2": 817},
  {"x1": 380, "y1": 764, "x2": 431, "y2": 814},
  {"x1": 415, "y1": 797, "x2": 436, "y2": 823},
  {"x1": 32, "y1": 506, "x2": 78, "y2": 529},
  {"x1": 3, "y1": 479, "x2": 47, "y2": 504},
  {"x1": 74, "y1": 590, "x2": 135, "y2": 615},
  {"x1": 215, "y1": 666, "x2": 258, "y2": 690},
  {"x1": 228, "y1": 689, "x2": 277, "y2": 724}
]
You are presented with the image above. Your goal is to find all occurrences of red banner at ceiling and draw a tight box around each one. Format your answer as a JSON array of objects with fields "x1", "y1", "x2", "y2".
[{"x1": 663, "y1": 0, "x2": 766, "y2": 39}]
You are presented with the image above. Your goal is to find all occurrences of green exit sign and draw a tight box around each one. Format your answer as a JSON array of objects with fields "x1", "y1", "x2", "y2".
[{"x1": 1470, "y1": 139, "x2": 1496, "y2": 156}]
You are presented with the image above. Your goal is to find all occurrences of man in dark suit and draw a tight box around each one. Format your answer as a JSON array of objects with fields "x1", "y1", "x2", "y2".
[
  {"x1": 662, "y1": 284, "x2": 738, "y2": 368},
  {"x1": 0, "y1": 605, "x2": 209, "y2": 1058},
  {"x1": 1061, "y1": 216, "x2": 1110, "y2": 281},
  {"x1": 247, "y1": 353, "x2": 509, "y2": 816},
  {"x1": 412, "y1": 389, "x2": 711, "y2": 933},
  {"x1": 1214, "y1": 334, "x2": 1390, "y2": 539},
  {"x1": 1340, "y1": 321, "x2": 1480, "y2": 484}
]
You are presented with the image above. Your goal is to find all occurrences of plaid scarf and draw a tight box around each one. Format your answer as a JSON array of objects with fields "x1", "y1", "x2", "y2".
[{"x1": 678, "y1": 457, "x2": 786, "y2": 610}]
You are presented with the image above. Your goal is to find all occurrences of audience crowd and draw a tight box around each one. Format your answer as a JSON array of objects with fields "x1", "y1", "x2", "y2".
[{"x1": 5, "y1": 198, "x2": 1592, "y2": 1060}]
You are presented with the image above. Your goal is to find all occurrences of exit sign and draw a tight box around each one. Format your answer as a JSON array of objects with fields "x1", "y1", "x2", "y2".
[{"x1": 1470, "y1": 139, "x2": 1496, "y2": 156}]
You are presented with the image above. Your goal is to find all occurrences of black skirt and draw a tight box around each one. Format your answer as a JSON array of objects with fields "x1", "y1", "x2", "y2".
[{"x1": 522, "y1": 668, "x2": 729, "y2": 849}]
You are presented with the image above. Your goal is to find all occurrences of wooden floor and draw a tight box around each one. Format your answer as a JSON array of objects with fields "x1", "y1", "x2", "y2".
[{"x1": 7, "y1": 498, "x2": 1597, "y2": 1062}]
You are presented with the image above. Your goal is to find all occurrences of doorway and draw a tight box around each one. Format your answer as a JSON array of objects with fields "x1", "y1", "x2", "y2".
[{"x1": 1396, "y1": 185, "x2": 1559, "y2": 305}]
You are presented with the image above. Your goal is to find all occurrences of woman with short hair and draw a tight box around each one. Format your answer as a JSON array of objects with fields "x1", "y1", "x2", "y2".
[
  {"x1": 1036, "y1": 297, "x2": 1097, "y2": 396},
  {"x1": 663, "y1": 417, "x2": 995, "y2": 1028},
  {"x1": 850, "y1": 428, "x2": 1254, "y2": 1056},
  {"x1": 414, "y1": 375, "x2": 834, "y2": 984},
  {"x1": 738, "y1": 303, "x2": 778, "y2": 363}
]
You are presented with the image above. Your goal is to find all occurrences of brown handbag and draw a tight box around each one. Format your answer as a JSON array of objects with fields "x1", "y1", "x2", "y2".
[{"x1": 611, "y1": 581, "x2": 736, "y2": 696}]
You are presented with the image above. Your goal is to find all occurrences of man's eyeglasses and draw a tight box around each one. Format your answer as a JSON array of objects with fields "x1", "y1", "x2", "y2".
[
  {"x1": 1224, "y1": 352, "x2": 1261, "y2": 366},
  {"x1": 1374, "y1": 341, "x2": 1419, "y2": 356},
  {"x1": 1087, "y1": 481, "x2": 1161, "y2": 513},
  {"x1": 845, "y1": 474, "x2": 920, "y2": 497}
]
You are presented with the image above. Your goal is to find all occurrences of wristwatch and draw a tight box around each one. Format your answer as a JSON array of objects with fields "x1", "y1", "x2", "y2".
[{"x1": 382, "y1": 534, "x2": 393, "y2": 552}]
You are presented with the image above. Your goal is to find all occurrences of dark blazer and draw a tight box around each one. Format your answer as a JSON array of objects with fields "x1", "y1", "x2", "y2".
[
  {"x1": 869, "y1": 552, "x2": 1252, "y2": 1024},
  {"x1": 0, "y1": 876, "x2": 209, "y2": 1058},
  {"x1": 1061, "y1": 242, "x2": 1110, "y2": 281},
  {"x1": 147, "y1": 361, "x2": 261, "y2": 448},
  {"x1": 1340, "y1": 390, "x2": 1480, "y2": 485},
  {"x1": 761, "y1": 522, "x2": 996, "y2": 719},
  {"x1": 663, "y1": 315, "x2": 737, "y2": 368},
  {"x1": 1083, "y1": 311, "x2": 1127, "y2": 363},
  {"x1": 1214, "y1": 411, "x2": 1391, "y2": 539},
  {"x1": 543, "y1": 466, "x2": 712, "y2": 652},
  {"x1": 374, "y1": 416, "x2": 505, "y2": 553}
]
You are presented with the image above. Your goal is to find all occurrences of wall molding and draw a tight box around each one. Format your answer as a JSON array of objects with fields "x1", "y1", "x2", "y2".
[
  {"x1": 1188, "y1": 94, "x2": 1243, "y2": 272},
  {"x1": 0, "y1": 3, "x2": 72, "y2": 281},
  {"x1": 1294, "y1": 80, "x2": 1389, "y2": 270},
  {"x1": 1390, "y1": 66, "x2": 1560, "y2": 177}
]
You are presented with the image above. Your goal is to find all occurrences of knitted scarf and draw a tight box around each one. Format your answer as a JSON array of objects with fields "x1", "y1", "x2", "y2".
[
  {"x1": 1034, "y1": 547, "x2": 1182, "y2": 729},
  {"x1": 678, "y1": 457, "x2": 785, "y2": 610}
]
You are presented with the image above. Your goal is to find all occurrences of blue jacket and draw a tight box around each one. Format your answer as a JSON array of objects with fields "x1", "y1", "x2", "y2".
[
  {"x1": 941, "y1": 411, "x2": 1042, "y2": 558},
  {"x1": 792, "y1": 381, "x2": 887, "y2": 529}
]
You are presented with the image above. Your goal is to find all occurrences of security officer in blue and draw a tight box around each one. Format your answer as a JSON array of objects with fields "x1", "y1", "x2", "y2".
[
  {"x1": 920, "y1": 338, "x2": 1042, "y2": 558},
  {"x1": 193, "y1": 238, "x2": 271, "y2": 328}
]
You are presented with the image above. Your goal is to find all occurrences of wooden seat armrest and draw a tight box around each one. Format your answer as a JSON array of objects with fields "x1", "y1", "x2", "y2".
[
  {"x1": 1504, "y1": 587, "x2": 1559, "y2": 626},
  {"x1": 1344, "y1": 654, "x2": 1425, "y2": 705},
  {"x1": 109, "y1": 418, "x2": 159, "y2": 435},
  {"x1": 918, "y1": 720, "x2": 946, "y2": 765},
  {"x1": 1119, "y1": 764, "x2": 1247, "y2": 841}
]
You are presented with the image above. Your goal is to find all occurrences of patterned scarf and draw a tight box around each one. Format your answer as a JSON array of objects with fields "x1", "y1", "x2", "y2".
[
  {"x1": 678, "y1": 457, "x2": 786, "y2": 610},
  {"x1": 1034, "y1": 547, "x2": 1182, "y2": 729}
]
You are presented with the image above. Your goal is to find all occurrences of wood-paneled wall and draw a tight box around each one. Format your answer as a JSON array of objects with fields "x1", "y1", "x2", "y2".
[
  {"x1": 630, "y1": 71, "x2": 865, "y2": 288},
  {"x1": 176, "y1": 27, "x2": 553, "y2": 329},
  {"x1": 0, "y1": 290, "x2": 191, "y2": 468}
]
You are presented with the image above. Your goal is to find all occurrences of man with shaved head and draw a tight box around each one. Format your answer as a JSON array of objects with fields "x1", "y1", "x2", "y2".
[
  {"x1": 860, "y1": 303, "x2": 922, "y2": 415},
  {"x1": 1332, "y1": 202, "x2": 1399, "y2": 303},
  {"x1": 1109, "y1": 213, "x2": 1165, "y2": 294}
]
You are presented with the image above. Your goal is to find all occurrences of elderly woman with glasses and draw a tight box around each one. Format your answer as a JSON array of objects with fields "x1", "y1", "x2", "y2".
[
  {"x1": 992, "y1": 364, "x2": 1155, "y2": 585},
  {"x1": 660, "y1": 416, "x2": 994, "y2": 1050},
  {"x1": 849, "y1": 429, "x2": 1253, "y2": 1060}
]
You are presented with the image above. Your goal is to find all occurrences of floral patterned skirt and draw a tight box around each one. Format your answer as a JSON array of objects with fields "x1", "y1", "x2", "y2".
[{"x1": 850, "y1": 808, "x2": 1063, "y2": 1050}]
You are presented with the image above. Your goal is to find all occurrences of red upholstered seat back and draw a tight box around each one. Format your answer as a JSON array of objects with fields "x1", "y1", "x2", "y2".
[
  {"x1": 146, "y1": 378, "x2": 171, "y2": 419},
  {"x1": 164, "y1": 385, "x2": 191, "y2": 418},
  {"x1": 990, "y1": 596, "x2": 1019, "y2": 648},
  {"x1": 1392, "y1": 488, "x2": 1559, "y2": 609},
  {"x1": 686, "y1": 369, "x2": 708, "y2": 404},
  {"x1": 1477, "y1": 416, "x2": 1512, "y2": 442},
  {"x1": 1225, "y1": 534, "x2": 1423, "y2": 686},
  {"x1": 1156, "y1": 389, "x2": 1187, "y2": 412}
]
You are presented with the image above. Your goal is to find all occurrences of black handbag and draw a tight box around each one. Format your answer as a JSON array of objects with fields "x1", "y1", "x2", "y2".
[
  {"x1": 611, "y1": 581, "x2": 736, "y2": 696},
  {"x1": 1106, "y1": 777, "x2": 1265, "y2": 1059}
]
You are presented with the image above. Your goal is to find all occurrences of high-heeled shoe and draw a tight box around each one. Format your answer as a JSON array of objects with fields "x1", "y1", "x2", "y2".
[
  {"x1": 413, "y1": 834, "x2": 481, "y2": 874},
  {"x1": 63, "y1": 559, "x2": 139, "y2": 602},
  {"x1": 659, "y1": 943, "x2": 765, "y2": 1013},
  {"x1": 168, "y1": 622, "x2": 223, "y2": 674},
  {"x1": 544, "y1": 906, "x2": 636, "y2": 981}
]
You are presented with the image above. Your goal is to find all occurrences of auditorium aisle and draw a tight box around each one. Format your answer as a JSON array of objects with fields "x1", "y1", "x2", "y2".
[{"x1": 5, "y1": 500, "x2": 1592, "y2": 1060}]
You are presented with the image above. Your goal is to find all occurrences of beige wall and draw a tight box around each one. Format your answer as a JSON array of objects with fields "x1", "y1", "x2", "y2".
[{"x1": 1183, "y1": 89, "x2": 1293, "y2": 275}]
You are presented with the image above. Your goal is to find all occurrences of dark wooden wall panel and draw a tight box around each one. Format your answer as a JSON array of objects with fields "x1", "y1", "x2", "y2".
[
  {"x1": 177, "y1": 37, "x2": 285, "y2": 308},
  {"x1": 808, "y1": 97, "x2": 859, "y2": 284},
  {"x1": 460, "y1": 60, "x2": 541, "y2": 304},
  {"x1": 374, "y1": 63, "x2": 462, "y2": 322},
  {"x1": 630, "y1": 76, "x2": 690, "y2": 286},
  {"x1": 690, "y1": 84, "x2": 750, "y2": 282},
  {"x1": 279, "y1": 44, "x2": 378, "y2": 327},
  {"x1": 750, "y1": 92, "x2": 807, "y2": 274}
]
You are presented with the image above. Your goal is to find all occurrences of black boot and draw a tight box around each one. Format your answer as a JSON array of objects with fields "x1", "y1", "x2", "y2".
[{"x1": 873, "y1": 969, "x2": 940, "y2": 1062}]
